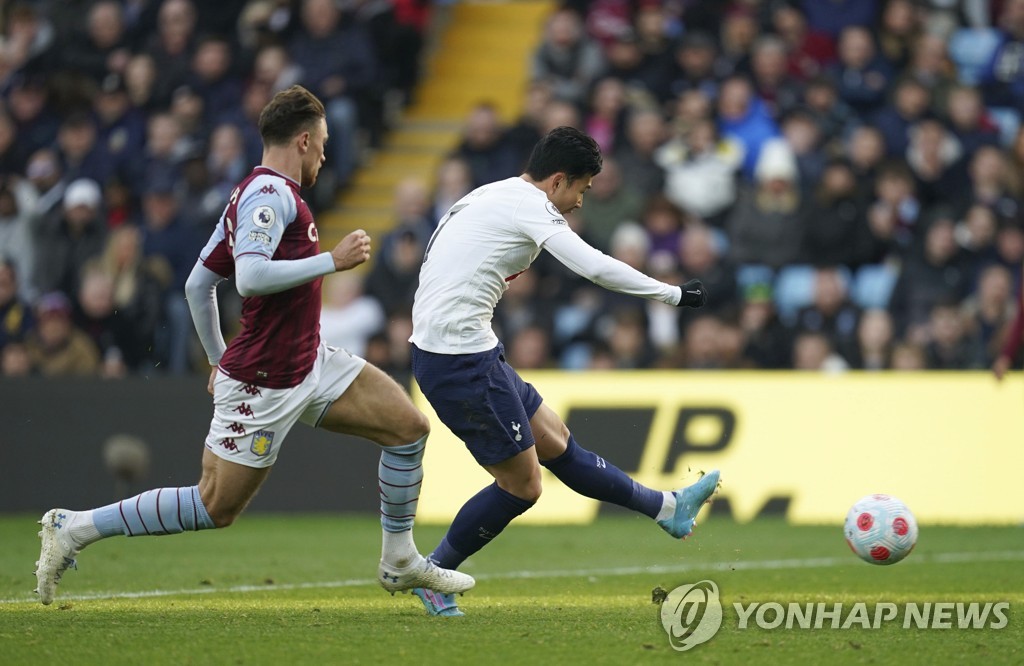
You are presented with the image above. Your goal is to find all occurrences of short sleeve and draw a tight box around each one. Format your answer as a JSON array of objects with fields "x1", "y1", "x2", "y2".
[
  {"x1": 232, "y1": 177, "x2": 296, "y2": 260},
  {"x1": 514, "y1": 195, "x2": 572, "y2": 246},
  {"x1": 199, "y1": 224, "x2": 233, "y2": 277}
]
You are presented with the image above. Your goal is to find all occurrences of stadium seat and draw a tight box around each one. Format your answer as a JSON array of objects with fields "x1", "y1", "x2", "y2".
[{"x1": 851, "y1": 263, "x2": 900, "y2": 309}]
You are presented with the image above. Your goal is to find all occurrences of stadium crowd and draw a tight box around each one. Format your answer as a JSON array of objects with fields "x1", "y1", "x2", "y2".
[{"x1": 2, "y1": 0, "x2": 1024, "y2": 377}]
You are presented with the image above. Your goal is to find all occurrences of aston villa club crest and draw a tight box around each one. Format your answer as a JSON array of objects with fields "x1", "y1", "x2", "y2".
[{"x1": 251, "y1": 430, "x2": 275, "y2": 458}]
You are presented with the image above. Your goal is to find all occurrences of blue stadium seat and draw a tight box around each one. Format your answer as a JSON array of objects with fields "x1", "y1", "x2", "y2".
[
  {"x1": 948, "y1": 28, "x2": 1000, "y2": 86},
  {"x1": 851, "y1": 263, "x2": 900, "y2": 309}
]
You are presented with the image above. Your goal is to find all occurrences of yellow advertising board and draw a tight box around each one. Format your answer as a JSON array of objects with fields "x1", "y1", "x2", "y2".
[{"x1": 415, "y1": 372, "x2": 1024, "y2": 525}]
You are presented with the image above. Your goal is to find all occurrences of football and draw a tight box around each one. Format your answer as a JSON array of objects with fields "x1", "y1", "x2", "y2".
[{"x1": 844, "y1": 494, "x2": 919, "y2": 565}]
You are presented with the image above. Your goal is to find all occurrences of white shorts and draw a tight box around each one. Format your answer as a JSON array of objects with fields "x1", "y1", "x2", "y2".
[{"x1": 204, "y1": 342, "x2": 367, "y2": 468}]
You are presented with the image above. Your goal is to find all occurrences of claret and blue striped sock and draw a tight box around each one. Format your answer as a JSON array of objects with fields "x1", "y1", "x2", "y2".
[
  {"x1": 378, "y1": 436, "x2": 427, "y2": 569},
  {"x1": 71, "y1": 486, "x2": 216, "y2": 546}
]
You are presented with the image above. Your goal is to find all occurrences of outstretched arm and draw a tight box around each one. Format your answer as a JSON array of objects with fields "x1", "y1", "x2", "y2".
[
  {"x1": 234, "y1": 229, "x2": 371, "y2": 297},
  {"x1": 542, "y1": 230, "x2": 705, "y2": 307}
]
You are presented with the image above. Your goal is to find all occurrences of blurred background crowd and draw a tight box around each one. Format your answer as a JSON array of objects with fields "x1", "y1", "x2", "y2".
[{"x1": 2, "y1": 0, "x2": 1024, "y2": 378}]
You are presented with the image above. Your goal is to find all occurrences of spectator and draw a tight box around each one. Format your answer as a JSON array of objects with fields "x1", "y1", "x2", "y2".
[
  {"x1": 319, "y1": 272, "x2": 385, "y2": 357},
  {"x1": 739, "y1": 282, "x2": 792, "y2": 369},
  {"x1": 663, "y1": 31, "x2": 719, "y2": 103},
  {"x1": 780, "y1": 109, "x2": 827, "y2": 191},
  {"x1": 656, "y1": 116, "x2": 741, "y2": 222},
  {"x1": 0, "y1": 108, "x2": 26, "y2": 177},
  {"x1": 803, "y1": 159, "x2": 873, "y2": 269},
  {"x1": 96, "y1": 225, "x2": 165, "y2": 370},
  {"x1": 506, "y1": 324, "x2": 554, "y2": 370},
  {"x1": 189, "y1": 35, "x2": 243, "y2": 127},
  {"x1": 452, "y1": 103, "x2": 520, "y2": 189},
  {"x1": 889, "y1": 214, "x2": 971, "y2": 338},
  {"x1": 0, "y1": 260, "x2": 33, "y2": 350},
  {"x1": 365, "y1": 226, "x2": 426, "y2": 318},
  {"x1": 1, "y1": 340, "x2": 32, "y2": 376},
  {"x1": 251, "y1": 44, "x2": 302, "y2": 95},
  {"x1": 717, "y1": 7, "x2": 759, "y2": 76},
  {"x1": 25, "y1": 291, "x2": 100, "y2": 377},
  {"x1": 614, "y1": 108, "x2": 667, "y2": 197},
  {"x1": 575, "y1": 155, "x2": 643, "y2": 253},
  {"x1": 890, "y1": 340, "x2": 928, "y2": 369},
  {"x1": 56, "y1": 112, "x2": 115, "y2": 186},
  {"x1": 877, "y1": 0, "x2": 921, "y2": 71},
  {"x1": 906, "y1": 117, "x2": 967, "y2": 207},
  {"x1": 639, "y1": 195, "x2": 684, "y2": 257},
  {"x1": 801, "y1": 0, "x2": 879, "y2": 39},
  {"x1": 749, "y1": 34, "x2": 803, "y2": 118},
  {"x1": 955, "y1": 203, "x2": 999, "y2": 266},
  {"x1": 945, "y1": 85, "x2": 1001, "y2": 156},
  {"x1": 139, "y1": 177, "x2": 202, "y2": 373},
  {"x1": 73, "y1": 264, "x2": 132, "y2": 378},
  {"x1": 7, "y1": 74, "x2": 61, "y2": 160},
  {"x1": 144, "y1": 0, "x2": 198, "y2": 106},
  {"x1": 123, "y1": 52, "x2": 162, "y2": 112},
  {"x1": 962, "y1": 263, "x2": 1015, "y2": 366},
  {"x1": 800, "y1": 74, "x2": 857, "y2": 142},
  {"x1": 205, "y1": 123, "x2": 248, "y2": 203},
  {"x1": 847, "y1": 126, "x2": 888, "y2": 198},
  {"x1": 679, "y1": 314, "x2": 728, "y2": 369},
  {"x1": 872, "y1": 77, "x2": 933, "y2": 158},
  {"x1": 792, "y1": 330, "x2": 849, "y2": 372},
  {"x1": 33, "y1": 178, "x2": 107, "y2": 298},
  {"x1": 602, "y1": 31, "x2": 667, "y2": 97},
  {"x1": 61, "y1": 0, "x2": 131, "y2": 83},
  {"x1": 678, "y1": 224, "x2": 737, "y2": 316},
  {"x1": 531, "y1": 7, "x2": 605, "y2": 105},
  {"x1": 430, "y1": 156, "x2": 473, "y2": 227},
  {"x1": 603, "y1": 308, "x2": 657, "y2": 369},
  {"x1": 772, "y1": 3, "x2": 836, "y2": 81},
  {"x1": 829, "y1": 25, "x2": 893, "y2": 115},
  {"x1": 867, "y1": 161, "x2": 922, "y2": 258},
  {"x1": 727, "y1": 139, "x2": 808, "y2": 270},
  {"x1": 717, "y1": 75, "x2": 780, "y2": 180},
  {"x1": 794, "y1": 266, "x2": 862, "y2": 362},
  {"x1": 956, "y1": 145, "x2": 1021, "y2": 221},
  {"x1": 289, "y1": 0, "x2": 378, "y2": 189},
  {"x1": 924, "y1": 300, "x2": 977, "y2": 368},
  {"x1": 850, "y1": 308, "x2": 895, "y2": 370},
  {"x1": 93, "y1": 73, "x2": 147, "y2": 181},
  {"x1": 584, "y1": 76, "x2": 628, "y2": 154},
  {"x1": 505, "y1": 81, "x2": 552, "y2": 170},
  {"x1": 979, "y1": 0, "x2": 1024, "y2": 109},
  {"x1": 902, "y1": 32, "x2": 956, "y2": 112},
  {"x1": 0, "y1": 176, "x2": 38, "y2": 301}
]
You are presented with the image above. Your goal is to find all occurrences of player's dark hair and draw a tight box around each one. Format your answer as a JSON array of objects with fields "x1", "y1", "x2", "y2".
[
  {"x1": 525, "y1": 126, "x2": 603, "y2": 183},
  {"x1": 258, "y1": 85, "x2": 326, "y2": 147}
]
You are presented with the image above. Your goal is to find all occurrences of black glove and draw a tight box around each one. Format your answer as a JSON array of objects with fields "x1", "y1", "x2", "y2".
[{"x1": 678, "y1": 279, "x2": 707, "y2": 308}]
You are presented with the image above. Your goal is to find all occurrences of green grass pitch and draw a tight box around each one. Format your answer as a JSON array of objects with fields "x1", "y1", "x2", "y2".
[{"x1": 1, "y1": 515, "x2": 1021, "y2": 665}]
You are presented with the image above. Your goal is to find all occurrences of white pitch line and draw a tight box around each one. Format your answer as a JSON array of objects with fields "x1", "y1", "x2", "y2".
[{"x1": 4, "y1": 550, "x2": 1023, "y2": 606}]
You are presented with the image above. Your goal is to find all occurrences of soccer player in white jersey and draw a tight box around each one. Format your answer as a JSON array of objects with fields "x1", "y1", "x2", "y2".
[
  {"x1": 408, "y1": 126, "x2": 721, "y2": 616},
  {"x1": 33, "y1": 85, "x2": 473, "y2": 605}
]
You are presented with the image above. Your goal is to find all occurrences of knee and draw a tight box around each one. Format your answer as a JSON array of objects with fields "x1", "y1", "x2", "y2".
[
  {"x1": 198, "y1": 489, "x2": 243, "y2": 529},
  {"x1": 500, "y1": 469, "x2": 543, "y2": 504},
  {"x1": 390, "y1": 409, "x2": 430, "y2": 446}
]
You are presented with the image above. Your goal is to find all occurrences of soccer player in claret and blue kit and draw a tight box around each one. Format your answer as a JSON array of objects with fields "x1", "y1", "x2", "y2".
[
  {"x1": 408, "y1": 126, "x2": 721, "y2": 616},
  {"x1": 33, "y1": 85, "x2": 474, "y2": 605}
]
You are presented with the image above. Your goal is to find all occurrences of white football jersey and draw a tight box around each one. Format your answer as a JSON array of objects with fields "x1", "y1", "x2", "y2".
[{"x1": 411, "y1": 177, "x2": 571, "y2": 354}]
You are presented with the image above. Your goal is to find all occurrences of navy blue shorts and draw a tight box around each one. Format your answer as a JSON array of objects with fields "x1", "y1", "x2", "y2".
[{"x1": 412, "y1": 343, "x2": 543, "y2": 466}]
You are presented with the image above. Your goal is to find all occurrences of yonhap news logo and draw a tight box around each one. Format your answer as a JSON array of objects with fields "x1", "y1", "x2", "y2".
[
  {"x1": 659, "y1": 580, "x2": 723, "y2": 652},
  {"x1": 658, "y1": 580, "x2": 1010, "y2": 652}
]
